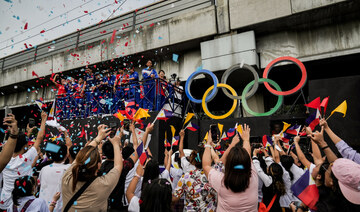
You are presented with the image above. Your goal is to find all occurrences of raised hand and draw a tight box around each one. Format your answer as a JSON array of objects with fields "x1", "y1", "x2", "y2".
[
  {"x1": 3, "y1": 114, "x2": 18, "y2": 135},
  {"x1": 239, "y1": 124, "x2": 250, "y2": 141}
]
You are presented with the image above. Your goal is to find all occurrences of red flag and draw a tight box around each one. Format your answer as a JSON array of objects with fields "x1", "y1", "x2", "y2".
[
  {"x1": 320, "y1": 97, "x2": 329, "y2": 115},
  {"x1": 24, "y1": 23, "x2": 28, "y2": 30},
  {"x1": 304, "y1": 97, "x2": 320, "y2": 109},
  {"x1": 32, "y1": 71, "x2": 39, "y2": 78},
  {"x1": 110, "y1": 29, "x2": 116, "y2": 44}
]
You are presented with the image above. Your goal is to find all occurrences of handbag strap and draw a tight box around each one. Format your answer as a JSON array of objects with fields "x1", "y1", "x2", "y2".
[
  {"x1": 64, "y1": 177, "x2": 97, "y2": 212},
  {"x1": 13, "y1": 198, "x2": 35, "y2": 212},
  {"x1": 266, "y1": 194, "x2": 277, "y2": 211}
]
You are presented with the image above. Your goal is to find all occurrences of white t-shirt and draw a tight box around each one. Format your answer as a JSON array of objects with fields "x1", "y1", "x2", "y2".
[
  {"x1": 128, "y1": 196, "x2": 140, "y2": 212},
  {"x1": 180, "y1": 156, "x2": 195, "y2": 173},
  {"x1": 1, "y1": 147, "x2": 38, "y2": 209},
  {"x1": 7, "y1": 196, "x2": 49, "y2": 212},
  {"x1": 39, "y1": 163, "x2": 71, "y2": 212},
  {"x1": 170, "y1": 167, "x2": 183, "y2": 190}
]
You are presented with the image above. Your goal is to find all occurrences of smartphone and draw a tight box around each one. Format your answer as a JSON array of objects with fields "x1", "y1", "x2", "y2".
[
  {"x1": 29, "y1": 118, "x2": 35, "y2": 128},
  {"x1": 210, "y1": 124, "x2": 219, "y2": 143},
  {"x1": 109, "y1": 122, "x2": 117, "y2": 138},
  {"x1": 4, "y1": 106, "x2": 12, "y2": 124}
]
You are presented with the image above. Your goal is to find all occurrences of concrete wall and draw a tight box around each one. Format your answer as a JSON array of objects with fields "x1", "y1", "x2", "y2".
[
  {"x1": 229, "y1": 0, "x2": 349, "y2": 29},
  {"x1": 290, "y1": 0, "x2": 347, "y2": 13},
  {"x1": 257, "y1": 19, "x2": 360, "y2": 68}
]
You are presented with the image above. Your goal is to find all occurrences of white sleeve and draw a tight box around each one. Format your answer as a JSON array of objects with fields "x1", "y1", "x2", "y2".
[
  {"x1": 253, "y1": 158, "x2": 273, "y2": 187},
  {"x1": 23, "y1": 147, "x2": 38, "y2": 163},
  {"x1": 290, "y1": 164, "x2": 305, "y2": 183},
  {"x1": 181, "y1": 156, "x2": 195, "y2": 173},
  {"x1": 128, "y1": 196, "x2": 140, "y2": 212},
  {"x1": 160, "y1": 169, "x2": 170, "y2": 181},
  {"x1": 264, "y1": 156, "x2": 274, "y2": 168}
]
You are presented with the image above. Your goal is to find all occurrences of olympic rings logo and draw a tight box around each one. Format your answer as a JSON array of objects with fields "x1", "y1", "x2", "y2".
[{"x1": 185, "y1": 56, "x2": 307, "y2": 119}]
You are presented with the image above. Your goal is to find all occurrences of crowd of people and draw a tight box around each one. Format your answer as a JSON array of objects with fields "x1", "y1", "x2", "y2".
[
  {"x1": 52, "y1": 60, "x2": 184, "y2": 119},
  {"x1": 0, "y1": 110, "x2": 360, "y2": 212}
]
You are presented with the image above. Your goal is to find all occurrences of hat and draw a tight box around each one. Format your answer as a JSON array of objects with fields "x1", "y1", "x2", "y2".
[{"x1": 332, "y1": 158, "x2": 360, "y2": 205}]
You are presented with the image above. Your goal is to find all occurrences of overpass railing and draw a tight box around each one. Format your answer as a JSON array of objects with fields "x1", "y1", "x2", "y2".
[
  {"x1": 0, "y1": 0, "x2": 213, "y2": 72},
  {"x1": 55, "y1": 78, "x2": 186, "y2": 120}
]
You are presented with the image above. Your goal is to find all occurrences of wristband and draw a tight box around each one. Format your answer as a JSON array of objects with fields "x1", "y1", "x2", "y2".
[
  {"x1": 9, "y1": 133, "x2": 18, "y2": 139},
  {"x1": 204, "y1": 144, "x2": 212, "y2": 148},
  {"x1": 134, "y1": 173, "x2": 141, "y2": 178},
  {"x1": 321, "y1": 145, "x2": 329, "y2": 150}
]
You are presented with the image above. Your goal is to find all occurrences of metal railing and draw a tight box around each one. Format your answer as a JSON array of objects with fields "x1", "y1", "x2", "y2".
[
  {"x1": 55, "y1": 78, "x2": 185, "y2": 120},
  {"x1": 0, "y1": 0, "x2": 213, "y2": 71}
]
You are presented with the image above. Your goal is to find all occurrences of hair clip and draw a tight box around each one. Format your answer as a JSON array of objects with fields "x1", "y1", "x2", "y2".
[
  {"x1": 195, "y1": 153, "x2": 201, "y2": 162},
  {"x1": 234, "y1": 165, "x2": 244, "y2": 170}
]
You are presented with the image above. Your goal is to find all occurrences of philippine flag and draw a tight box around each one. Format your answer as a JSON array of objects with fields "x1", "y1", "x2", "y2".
[
  {"x1": 185, "y1": 122, "x2": 199, "y2": 131},
  {"x1": 306, "y1": 109, "x2": 321, "y2": 130},
  {"x1": 227, "y1": 128, "x2": 236, "y2": 137},
  {"x1": 286, "y1": 125, "x2": 301, "y2": 136},
  {"x1": 172, "y1": 136, "x2": 180, "y2": 146},
  {"x1": 136, "y1": 141, "x2": 147, "y2": 165},
  {"x1": 157, "y1": 109, "x2": 173, "y2": 121},
  {"x1": 262, "y1": 135, "x2": 273, "y2": 147},
  {"x1": 291, "y1": 169, "x2": 319, "y2": 210}
]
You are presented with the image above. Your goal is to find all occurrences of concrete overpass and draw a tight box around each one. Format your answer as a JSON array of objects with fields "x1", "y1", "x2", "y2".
[{"x1": 1, "y1": 0, "x2": 360, "y2": 113}]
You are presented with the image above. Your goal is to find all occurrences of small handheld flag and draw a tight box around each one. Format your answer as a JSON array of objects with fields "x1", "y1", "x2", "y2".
[
  {"x1": 304, "y1": 97, "x2": 321, "y2": 109},
  {"x1": 326, "y1": 100, "x2": 347, "y2": 121}
]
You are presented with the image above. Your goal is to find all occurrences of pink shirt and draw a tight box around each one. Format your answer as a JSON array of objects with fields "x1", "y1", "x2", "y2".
[{"x1": 208, "y1": 164, "x2": 258, "y2": 212}]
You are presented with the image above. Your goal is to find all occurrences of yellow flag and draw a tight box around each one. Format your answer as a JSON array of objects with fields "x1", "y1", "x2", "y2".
[
  {"x1": 331, "y1": 100, "x2": 347, "y2": 117},
  {"x1": 203, "y1": 132, "x2": 208, "y2": 141},
  {"x1": 170, "y1": 125, "x2": 176, "y2": 138},
  {"x1": 183, "y1": 113, "x2": 194, "y2": 127},
  {"x1": 133, "y1": 108, "x2": 150, "y2": 120},
  {"x1": 282, "y1": 122, "x2": 291, "y2": 132},
  {"x1": 218, "y1": 123, "x2": 223, "y2": 135},
  {"x1": 237, "y1": 125, "x2": 243, "y2": 134},
  {"x1": 115, "y1": 112, "x2": 125, "y2": 121}
]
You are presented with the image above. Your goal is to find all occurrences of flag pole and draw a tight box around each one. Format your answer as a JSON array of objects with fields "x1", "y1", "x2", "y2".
[
  {"x1": 325, "y1": 113, "x2": 333, "y2": 121},
  {"x1": 181, "y1": 100, "x2": 190, "y2": 129}
]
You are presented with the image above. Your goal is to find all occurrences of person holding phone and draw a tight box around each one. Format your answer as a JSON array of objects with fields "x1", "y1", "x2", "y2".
[{"x1": 0, "y1": 114, "x2": 18, "y2": 173}]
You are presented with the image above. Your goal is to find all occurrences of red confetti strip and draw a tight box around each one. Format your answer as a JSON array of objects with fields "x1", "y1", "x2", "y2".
[
  {"x1": 110, "y1": 29, "x2": 116, "y2": 44},
  {"x1": 24, "y1": 23, "x2": 28, "y2": 30},
  {"x1": 32, "y1": 71, "x2": 39, "y2": 78},
  {"x1": 125, "y1": 42, "x2": 128, "y2": 47},
  {"x1": 40, "y1": 30, "x2": 45, "y2": 33},
  {"x1": 84, "y1": 11, "x2": 88, "y2": 13}
]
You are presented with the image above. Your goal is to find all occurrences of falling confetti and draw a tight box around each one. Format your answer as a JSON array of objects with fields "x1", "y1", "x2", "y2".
[{"x1": 24, "y1": 23, "x2": 28, "y2": 30}]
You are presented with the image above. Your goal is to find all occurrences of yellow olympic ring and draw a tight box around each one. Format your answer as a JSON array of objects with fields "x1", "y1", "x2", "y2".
[{"x1": 202, "y1": 83, "x2": 238, "y2": 120}]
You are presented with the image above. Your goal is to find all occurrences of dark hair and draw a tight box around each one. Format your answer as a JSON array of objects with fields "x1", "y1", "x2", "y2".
[
  {"x1": 142, "y1": 159, "x2": 160, "y2": 189},
  {"x1": 268, "y1": 163, "x2": 286, "y2": 196},
  {"x1": 69, "y1": 145, "x2": 81, "y2": 160},
  {"x1": 316, "y1": 167, "x2": 360, "y2": 211},
  {"x1": 46, "y1": 143, "x2": 67, "y2": 162},
  {"x1": 71, "y1": 146, "x2": 101, "y2": 191},
  {"x1": 14, "y1": 133, "x2": 28, "y2": 153},
  {"x1": 140, "y1": 178, "x2": 172, "y2": 212},
  {"x1": 280, "y1": 155, "x2": 294, "y2": 181},
  {"x1": 12, "y1": 176, "x2": 36, "y2": 206},
  {"x1": 102, "y1": 141, "x2": 114, "y2": 160},
  {"x1": 189, "y1": 147, "x2": 204, "y2": 169},
  {"x1": 158, "y1": 70, "x2": 165, "y2": 74},
  {"x1": 122, "y1": 146, "x2": 134, "y2": 160},
  {"x1": 224, "y1": 146, "x2": 252, "y2": 193}
]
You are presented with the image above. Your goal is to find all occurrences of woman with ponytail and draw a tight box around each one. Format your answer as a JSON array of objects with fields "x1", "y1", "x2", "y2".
[
  {"x1": 61, "y1": 124, "x2": 123, "y2": 212},
  {"x1": 203, "y1": 124, "x2": 259, "y2": 211},
  {"x1": 8, "y1": 176, "x2": 49, "y2": 212}
]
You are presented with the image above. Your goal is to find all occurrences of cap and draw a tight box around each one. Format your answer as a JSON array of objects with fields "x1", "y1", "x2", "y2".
[{"x1": 332, "y1": 158, "x2": 360, "y2": 205}]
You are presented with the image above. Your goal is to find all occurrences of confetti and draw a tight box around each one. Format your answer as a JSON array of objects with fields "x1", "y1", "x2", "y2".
[
  {"x1": 110, "y1": 29, "x2": 116, "y2": 44},
  {"x1": 24, "y1": 23, "x2": 28, "y2": 30},
  {"x1": 40, "y1": 30, "x2": 45, "y2": 33},
  {"x1": 172, "y1": 54, "x2": 179, "y2": 62}
]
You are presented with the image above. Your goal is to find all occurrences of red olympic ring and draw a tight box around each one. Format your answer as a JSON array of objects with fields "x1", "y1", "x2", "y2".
[{"x1": 262, "y1": 56, "x2": 307, "y2": 96}]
